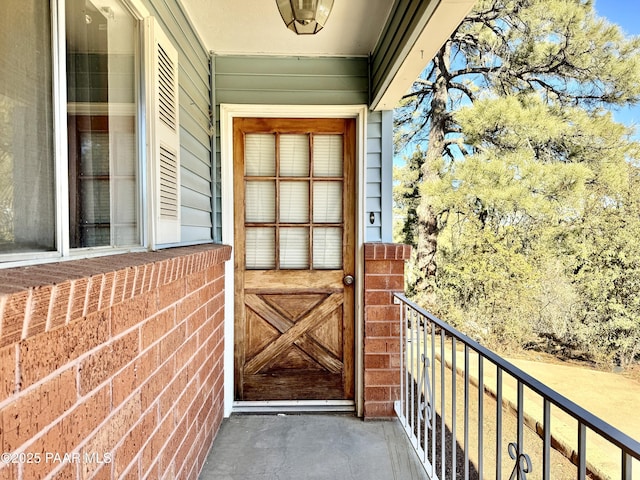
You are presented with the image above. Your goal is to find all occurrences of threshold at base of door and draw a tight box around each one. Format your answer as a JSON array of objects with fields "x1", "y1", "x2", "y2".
[{"x1": 233, "y1": 400, "x2": 355, "y2": 414}]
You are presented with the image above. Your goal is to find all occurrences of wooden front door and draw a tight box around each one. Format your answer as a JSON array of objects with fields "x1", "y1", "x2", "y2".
[{"x1": 234, "y1": 117, "x2": 356, "y2": 401}]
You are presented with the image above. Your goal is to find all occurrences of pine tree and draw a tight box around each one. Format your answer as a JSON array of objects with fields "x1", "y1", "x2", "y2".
[{"x1": 395, "y1": 0, "x2": 640, "y2": 309}]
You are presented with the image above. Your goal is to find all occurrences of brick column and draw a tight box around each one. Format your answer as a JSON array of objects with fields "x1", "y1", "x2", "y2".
[{"x1": 363, "y1": 243, "x2": 411, "y2": 419}]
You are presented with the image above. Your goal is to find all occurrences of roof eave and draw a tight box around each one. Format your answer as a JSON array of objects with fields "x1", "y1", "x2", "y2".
[{"x1": 370, "y1": 0, "x2": 476, "y2": 111}]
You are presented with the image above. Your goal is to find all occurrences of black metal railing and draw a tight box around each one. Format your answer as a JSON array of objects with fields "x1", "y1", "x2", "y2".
[{"x1": 394, "y1": 293, "x2": 640, "y2": 480}]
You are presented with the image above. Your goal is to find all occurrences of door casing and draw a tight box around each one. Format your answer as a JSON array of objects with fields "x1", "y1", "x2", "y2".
[{"x1": 219, "y1": 104, "x2": 368, "y2": 416}]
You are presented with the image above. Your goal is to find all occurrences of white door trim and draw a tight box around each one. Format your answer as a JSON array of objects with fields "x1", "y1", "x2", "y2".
[{"x1": 220, "y1": 104, "x2": 368, "y2": 417}]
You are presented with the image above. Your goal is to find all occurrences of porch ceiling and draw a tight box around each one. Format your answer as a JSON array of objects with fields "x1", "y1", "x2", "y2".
[
  {"x1": 180, "y1": 0, "x2": 393, "y2": 56},
  {"x1": 179, "y1": 0, "x2": 477, "y2": 110}
]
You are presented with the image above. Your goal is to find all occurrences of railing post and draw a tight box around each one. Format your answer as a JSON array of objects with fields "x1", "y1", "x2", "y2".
[
  {"x1": 543, "y1": 400, "x2": 551, "y2": 480},
  {"x1": 396, "y1": 295, "x2": 405, "y2": 424},
  {"x1": 578, "y1": 422, "x2": 587, "y2": 480},
  {"x1": 451, "y1": 337, "x2": 457, "y2": 480},
  {"x1": 464, "y1": 344, "x2": 470, "y2": 480},
  {"x1": 622, "y1": 451, "x2": 632, "y2": 480},
  {"x1": 478, "y1": 356, "x2": 484, "y2": 479},
  {"x1": 440, "y1": 329, "x2": 446, "y2": 480},
  {"x1": 497, "y1": 368, "x2": 503, "y2": 480},
  {"x1": 430, "y1": 320, "x2": 436, "y2": 468}
]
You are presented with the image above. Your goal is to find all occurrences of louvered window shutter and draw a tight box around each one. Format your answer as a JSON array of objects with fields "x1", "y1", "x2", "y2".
[{"x1": 146, "y1": 18, "x2": 180, "y2": 245}]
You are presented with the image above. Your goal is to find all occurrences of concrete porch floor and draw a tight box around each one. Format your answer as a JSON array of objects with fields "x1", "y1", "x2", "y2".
[{"x1": 199, "y1": 414, "x2": 429, "y2": 480}]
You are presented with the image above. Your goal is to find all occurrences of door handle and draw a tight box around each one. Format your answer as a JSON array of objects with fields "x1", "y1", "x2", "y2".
[{"x1": 343, "y1": 275, "x2": 355, "y2": 286}]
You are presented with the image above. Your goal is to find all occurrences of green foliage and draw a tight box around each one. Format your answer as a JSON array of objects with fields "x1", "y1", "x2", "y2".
[
  {"x1": 570, "y1": 161, "x2": 640, "y2": 365},
  {"x1": 394, "y1": 0, "x2": 640, "y2": 366},
  {"x1": 393, "y1": 148, "x2": 425, "y2": 247}
]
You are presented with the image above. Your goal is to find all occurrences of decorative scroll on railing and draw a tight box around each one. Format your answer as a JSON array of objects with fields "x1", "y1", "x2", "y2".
[
  {"x1": 508, "y1": 442, "x2": 531, "y2": 480},
  {"x1": 394, "y1": 293, "x2": 640, "y2": 480}
]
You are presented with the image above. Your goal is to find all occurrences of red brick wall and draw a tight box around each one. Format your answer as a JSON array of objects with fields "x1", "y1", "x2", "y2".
[
  {"x1": 0, "y1": 244, "x2": 231, "y2": 479},
  {"x1": 363, "y1": 243, "x2": 411, "y2": 419}
]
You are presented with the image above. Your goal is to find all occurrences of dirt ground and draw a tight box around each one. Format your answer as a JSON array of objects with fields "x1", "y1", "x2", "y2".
[{"x1": 506, "y1": 348, "x2": 640, "y2": 385}]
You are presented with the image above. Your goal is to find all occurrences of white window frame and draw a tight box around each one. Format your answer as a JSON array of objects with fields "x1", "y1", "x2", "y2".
[{"x1": 1, "y1": 0, "x2": 179, "y2": 268}]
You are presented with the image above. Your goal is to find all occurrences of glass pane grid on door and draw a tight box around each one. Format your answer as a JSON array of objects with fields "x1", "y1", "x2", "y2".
[{"x1": 244, "y1": 133, "x2": 344, "y2": 270}]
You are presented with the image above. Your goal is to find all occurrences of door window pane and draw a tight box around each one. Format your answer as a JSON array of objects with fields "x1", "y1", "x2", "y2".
[
  {"x1": 66, "y1": 0, "x2": 139, "y2": 248},
  {"x1": 246, "y1": 227, "x2": 275, "y2": 269},
  {"x1": 245, "y1": 181, "x2": 275, "y2": 222},
  {"x1": 313, "y1": 227, "x2": 342, "y2": 269},
  {"x1": 313, "y1": 181, "x2": 343, "y2": 223},
  {"x1": 280, "y1": 181, "x2": 309, "y2": 223},
  {"x1": 245, "y1": 134, "x2": 275, "y2": 176},
  {"x1": 280, "y1": 228, "x2": 309, "y2": 269},
  {"x1": 0, "y1": 0, "x2": 55, "y2": 253},
  {"x1": 313, "y1": 135, "x2": 343, "y2": 177},
  {"x1": 280, "y1": 135, "x2": 309, "y2": 176}
]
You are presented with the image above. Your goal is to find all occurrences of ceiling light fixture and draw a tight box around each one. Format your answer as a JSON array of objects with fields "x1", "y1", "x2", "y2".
[{"x1": 276, "y1": 0, "x2": 334, "y2": 35}]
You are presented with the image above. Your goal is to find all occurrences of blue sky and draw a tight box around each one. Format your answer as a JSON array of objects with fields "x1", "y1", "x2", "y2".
[
  {"x1": 594, "y1": 0, "x2": 640, "y2": 39},
  {"x1": 593, "y1": 0, "x2": 640, "y2": 136}
]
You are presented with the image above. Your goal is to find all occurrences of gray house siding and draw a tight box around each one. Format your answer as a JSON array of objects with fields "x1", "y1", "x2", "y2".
[
  {"x1": 143, "y1": 0, "x2": 214, "y2": 244},
  {"x1": 366, "y1": 110, "x2": 393, "y2": 243},
  {"x1": 212, "y1": 54, "x2": 391, "y2": 243}
]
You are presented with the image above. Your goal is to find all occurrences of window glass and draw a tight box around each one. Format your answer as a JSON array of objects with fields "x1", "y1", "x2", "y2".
[
  {"x1": 280, "y1": 135, "x2": 309, "y2": 176},
  {"x1": 245, "y1": 181, "x2": 276, "y2": 223},
  {"x1": 313, "y1": 181, "x2": 342, "y2": 223},
  {"x1": 246, "y1": 227, "x2": 276, "y2": 269},
  {"x1": 313, "y1": 135, "x2": 342, "y2": 177},
  {"x1": 280, "y1": 181, "x2": 309, "y2": 223},
  {"x1": 244, "y1": 131, "x2": 345, "y2": 270},
  {"x1": 245, "y1": 134, "x2": 275, "y2": 176},
  {"x1": 0, "y1": 1, "x2": 56, "y2": 253},
  {"x1": 66, "y1": 0, "x2": 140, "y2": 248},
  {"x1": 313, "y1": 227, "x2": 342, "y2": 269},
  {"x1": 280, "y1": 227, "x2": 309, "y2": 269}
]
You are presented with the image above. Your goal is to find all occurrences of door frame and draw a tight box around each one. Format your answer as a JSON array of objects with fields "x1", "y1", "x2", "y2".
[{"x1": 220, "y1": 104, "x2": 368, "y2": 417}]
